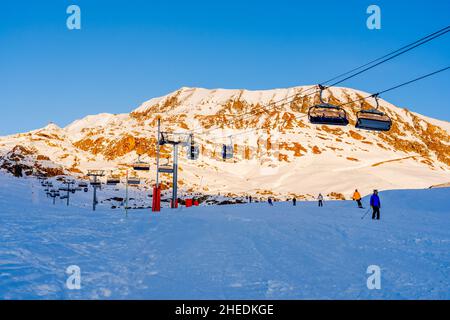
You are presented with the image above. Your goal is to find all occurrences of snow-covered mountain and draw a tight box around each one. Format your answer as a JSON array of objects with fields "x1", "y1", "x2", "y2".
[{"x1": 1, "y1": 86, "x2": 450, "y2": 199}]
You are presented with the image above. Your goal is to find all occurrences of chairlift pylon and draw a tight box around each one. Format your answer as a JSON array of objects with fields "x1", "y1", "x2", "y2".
[
  {"x1": 355, "y1": 94, "x2": 392, "y2": 132},
  {"x1": 308, "y1": 85, "x2": 349, "y2": 126}
]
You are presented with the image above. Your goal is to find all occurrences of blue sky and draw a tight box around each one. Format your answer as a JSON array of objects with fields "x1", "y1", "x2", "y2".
[{"x1": 0, "y1": 0, "x2": 449, "y2": 135}]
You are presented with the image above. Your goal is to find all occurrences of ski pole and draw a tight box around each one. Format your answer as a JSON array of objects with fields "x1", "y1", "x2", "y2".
[{"x1": 361, "y1": 207, "x2": 371, "y2": 220}]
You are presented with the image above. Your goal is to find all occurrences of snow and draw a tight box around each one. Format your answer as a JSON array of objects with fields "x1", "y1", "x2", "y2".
[{"x1": 1, "y1": 172, "x2": 449, "y2": 299}]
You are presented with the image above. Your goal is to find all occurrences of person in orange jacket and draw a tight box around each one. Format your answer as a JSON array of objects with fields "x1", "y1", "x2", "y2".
[{"x1": 352, "y1": 189, "x2": 363, "y2": 208}]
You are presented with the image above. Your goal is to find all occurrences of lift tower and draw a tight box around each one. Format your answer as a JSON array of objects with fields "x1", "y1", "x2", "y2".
[
  {"x1": 153, "y1": 118, "x2": 193, "y2": 211},
  {"x1": 87, "y1": 170, "x2": 105, "y2": 211},
  {"x1": 157, "y1": 131, "x2": 183, "y2": 208}
]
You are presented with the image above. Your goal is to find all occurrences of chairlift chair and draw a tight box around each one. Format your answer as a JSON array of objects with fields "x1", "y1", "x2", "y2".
[
  {"x1": 127, "y1": 176, "x2": 141, "y2": 185},
  {"x1": 187, "y1": 134, "x2": 199, "y2": 160},
  {"x1": 222, "y1": 137, "x2": 234, "y2": 160},
  {"x1": 106, "y1": 171, "x2": 121, "y2": 185},
  {"x1": 90, "y1": 181, "x2": 101, "y2": 187},
  {"x1": 308, "y1": 85, "x2": 349, "y2": 126},
  {"x1": 107, "y1": 177, "x2": 121, "y2": 185},
  {"x1": 132, "y1": 155, "x2": 150, "y2": 171},
  {"x1": 158, "y1": 157, "x2": 174, "y2": 173},
  {"x1": 355, "y1": 94, "x2": 392, "y2": 132}
]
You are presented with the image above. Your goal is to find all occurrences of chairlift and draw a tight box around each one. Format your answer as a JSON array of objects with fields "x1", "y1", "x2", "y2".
[
  {"x1": 106, "y1": 171, "x2": 121, "y2": 185},
  {"x1": 308, "y1": 85, "x2": 349, "y2": 126},
  {"x1": 132, "y1": 155, "x2": 150, "y2": 171},
  {"x1": 187, "y1": 134, "x2": 199, "y2": 160},
  {"x1": 355, "y1": 94, "x2": 392, "y2": 132},
  {"x1": 159, "y1": 132, "x2": 167, "y2": 145},
  {"x1": 77, "y1": 181, "x2": 89, "y2": 192},
  {"x1": 158, "y1": 157, "x2": 173, "y2": 173},
  {"x1": 107, "y1": 177, "x2": 121, "y2": 185},
  {"x1": 90, "y1": 181, "x2": 101, "y2": 187},
  {"x1": 127, "y1": 176, "x2": 141, "y2": 185},
  {"x1": 222, "y1": 136, "x2": 233, "y2": 160}
]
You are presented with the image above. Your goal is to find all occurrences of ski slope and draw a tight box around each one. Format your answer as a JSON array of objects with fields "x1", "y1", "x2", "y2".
[{"x1": 0, "y1": 173, "x2": 449, "y2": 299}]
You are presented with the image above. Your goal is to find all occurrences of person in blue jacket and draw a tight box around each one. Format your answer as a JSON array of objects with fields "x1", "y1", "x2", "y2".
[{"x1": 370, "y1": 190, "x2": 381, "y2": 220}]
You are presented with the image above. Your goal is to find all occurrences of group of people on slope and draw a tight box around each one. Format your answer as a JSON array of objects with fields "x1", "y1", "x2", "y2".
[
  {"x1": 266, "y1": 189, "x2": 382, "y2": 220},
  {"x1": 353, "y1": 189, "x2": 381, "y2": 220}
]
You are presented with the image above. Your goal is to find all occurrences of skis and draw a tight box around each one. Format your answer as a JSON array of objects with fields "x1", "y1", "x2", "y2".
[{"x1": 361, "y1": 207, "x2": 371, "y2": 219}]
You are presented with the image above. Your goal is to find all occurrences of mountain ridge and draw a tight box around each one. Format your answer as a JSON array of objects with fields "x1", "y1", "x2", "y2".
[{"x1": 1, "y1": 85, "x2": 449, "y2": 199}]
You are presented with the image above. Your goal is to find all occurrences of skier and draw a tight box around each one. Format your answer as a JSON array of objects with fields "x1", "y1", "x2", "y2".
[
  {"x1": 370, "y1": 190, "x2": 381, "y2": 220},
  {"x1": 317, "y1": 193, "x2": 324, "y2": 207},
  {"x1": 268, "y1": 197, "x2": 273, "y2": 206},
  {"x1": 292, "y1": 197, "x2": 297, "y2": 206},
  {"x1": 352, "y1": 189, "x2": 363, "y2": 208}
]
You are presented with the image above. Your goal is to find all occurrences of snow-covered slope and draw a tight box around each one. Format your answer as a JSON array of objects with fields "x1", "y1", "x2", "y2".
[
  {"x1": 1, "y1": 173, "x2": 449, "y2": 299},
  {"x1": 0, "y1": 86, "x2": 449, "y2": 199}
]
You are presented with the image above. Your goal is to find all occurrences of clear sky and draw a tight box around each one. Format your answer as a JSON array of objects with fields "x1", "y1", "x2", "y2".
[{"x1": 1, "y1": 0, "x2": 449, "y2": 135}]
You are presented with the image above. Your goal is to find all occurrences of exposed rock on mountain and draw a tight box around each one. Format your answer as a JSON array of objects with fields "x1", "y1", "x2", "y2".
[{"x1": 1, "y1": 86, "x2": 449, "y2": 199}]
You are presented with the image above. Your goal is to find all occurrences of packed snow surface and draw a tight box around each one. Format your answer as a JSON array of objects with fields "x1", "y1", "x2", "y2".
[{"x1": 0, "y1": 173, "x2": 449, "y2": 299}]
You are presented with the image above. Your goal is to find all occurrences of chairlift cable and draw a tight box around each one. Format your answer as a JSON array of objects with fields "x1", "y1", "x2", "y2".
[
  {"x1": 187, "y1": 26, "x2": 450, "y2": 138},
  {"x1": 215, "y1": 66, "x2": 449, "y2": 139},
  {"x1": 327, "y1": 26, "x2": 450, "y2": 88},
  {"x1": 377, "y1": 66, "x2": 450, "y2": 95},
  {"x1": 320, "y1": 25, "x2": 450, "y2": 86},
  {"x1": 332, "y1": 66, "x2": 450, "y2": 110}
]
